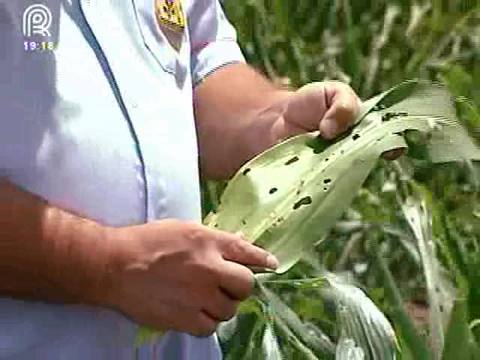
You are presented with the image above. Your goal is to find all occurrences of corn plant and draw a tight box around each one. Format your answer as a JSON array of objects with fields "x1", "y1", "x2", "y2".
[
  {"x1": 206, "y1": 2, "x2": 480, "y2": 359},
  {"x1": 204, "y1": 80, "x2": 480, "y2": 359}
]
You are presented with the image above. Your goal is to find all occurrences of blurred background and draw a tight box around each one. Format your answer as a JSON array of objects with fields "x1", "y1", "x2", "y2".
[{"x1": 210, "y1": 1, "x2": 480, "y2": 359}]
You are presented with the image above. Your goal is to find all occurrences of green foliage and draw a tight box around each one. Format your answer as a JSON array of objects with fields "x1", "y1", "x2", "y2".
[
  {"x1": 205, "y1": 1, "x2": 480, "y2": 359},
  {"x1": 205, "y1": 81, "x2": 480, "y2": 273},
  {"x1": 210, "y1": 81, "x2": 479, "y2": 359}
]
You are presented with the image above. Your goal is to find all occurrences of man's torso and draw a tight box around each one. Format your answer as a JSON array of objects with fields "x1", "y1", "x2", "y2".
[{"x1": 0, "y1": 0, "x2": 223, "y2": 358}]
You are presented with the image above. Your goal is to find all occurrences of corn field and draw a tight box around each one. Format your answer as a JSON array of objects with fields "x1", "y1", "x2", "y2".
[{"x1": 201, "y1": 1, "x2": 480, "y2": 359}]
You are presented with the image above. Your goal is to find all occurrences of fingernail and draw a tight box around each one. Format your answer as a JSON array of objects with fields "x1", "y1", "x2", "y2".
[
  {"x1": 320, "y1": 119, "x2": 338, "y2": 139},
  {"x1": 266, "y1": 254, "x2": 279, "y2": 270}
]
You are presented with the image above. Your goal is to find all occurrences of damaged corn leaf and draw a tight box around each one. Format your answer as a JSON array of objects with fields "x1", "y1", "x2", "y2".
[
  {"x1": 247, "y1": 274, "x2": 397, "y2": 360},
  {"x1": 323, "y1": 275, "x2": 398, "y2": 359},
  {"x1": 218, "y1": 286, "x2": 331, "y2": 360},
  {"x1": 204, "y1": 80, "x2": 480, "y2": 274},
  {"x1": 401, "y1": 194, "x2": 455, "y2": 359},
  {"x1": 256, "y1": 281, "x2": 336, "y2": 358}
]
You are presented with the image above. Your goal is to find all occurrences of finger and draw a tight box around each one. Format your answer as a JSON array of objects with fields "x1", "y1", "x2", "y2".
[
  {"x1": 165, "y1": 306, "x2": 219, "y2": 337},
  {"x1": 283, "y1": 82, "x2": 331, "y2": 131},
  {"x1": 247, "y1": 265, "x2": 277, "y2": 274},
  {"x1": 219, "y1": 260, "x2": 255, "y2": 300},
  {"x1": 381, "y1": 148, "x2": 405, "y2": 160},
  {"x1": 320, "y1": 82, "x2": 361, "y2": 139},
  {"x1": 191, "y1": 311, "x2": 219, "y2": 337},
  {"x1": 203, "y1": 289, "x2": 239, "y2": 321},
  {"x1": 136, "y1": 300, "x2": 204, "y2": 336},
  {"x1": 217, "y1": 232, "x2": 279, "y2": 270}
]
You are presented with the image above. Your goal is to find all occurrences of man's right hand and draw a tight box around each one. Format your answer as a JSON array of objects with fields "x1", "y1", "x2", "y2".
[
  {"x1": 0, "y1": 180, "x2": 277, "y2": 337},
  {"x1": 100, "y1": 220, "x2": 279, "y2": 337}
]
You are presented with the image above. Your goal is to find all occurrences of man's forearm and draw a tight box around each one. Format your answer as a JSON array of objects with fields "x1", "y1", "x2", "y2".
[
  {"x1": 194, "y1": 63, "x2": 293, "y2": 179},
  {"x1": 0, "y1": 180, "x2": 113, "y2": 304}
]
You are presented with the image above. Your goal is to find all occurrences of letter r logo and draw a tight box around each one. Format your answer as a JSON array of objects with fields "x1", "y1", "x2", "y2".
[{"x1": 23, "y1": 4, "x2": 52, "y2": 37}]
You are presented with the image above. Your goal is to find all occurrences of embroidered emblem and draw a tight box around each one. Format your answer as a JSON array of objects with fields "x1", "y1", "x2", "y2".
[{"x1": 155, "y1": 0, "x2": 185, "y2": 33}]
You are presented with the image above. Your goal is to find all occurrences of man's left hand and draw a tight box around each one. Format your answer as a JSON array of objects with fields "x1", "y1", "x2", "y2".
[
  {"x1": 194, "y1": 65, "x2": 402, "y2": 179},
  {"x1": 272, "y1": 81, "x2": 403, "y2": 160},
  {"x1": 272, "y1": 81, "x2": 361, "y2": 140}
]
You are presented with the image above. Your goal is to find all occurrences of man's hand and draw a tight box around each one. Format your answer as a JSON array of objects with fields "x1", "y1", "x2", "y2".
[
  {"x1": 102, "y1": 220, "x2": 278, "y2": 337},
  {"x1": 0, "y1": 181, "x2": 278, "y2": 337},
  {"x1": 272, "y1": 81, "x2": 361, "y2": 140},
  {"x1": 194, "y1": 64, "x2": 402, "y2": 179},
  {"x1": 273, "y1": 81, "x2": 404, "y2": 160}
]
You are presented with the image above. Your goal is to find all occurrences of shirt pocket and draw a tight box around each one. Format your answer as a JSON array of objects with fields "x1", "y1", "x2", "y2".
[{"x1": 133, "y1": 1, "x2": 190, "y2": 83}]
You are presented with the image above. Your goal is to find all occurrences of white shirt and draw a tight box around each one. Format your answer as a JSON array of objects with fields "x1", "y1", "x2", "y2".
[{"x1": 0, "y1": 0, "x2": 244, "y2": 358}]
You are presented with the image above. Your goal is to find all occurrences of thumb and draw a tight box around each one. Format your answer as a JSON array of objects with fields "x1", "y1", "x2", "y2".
[{"x1": 319, "y1": 82, "x2": 361, "y2": 139}]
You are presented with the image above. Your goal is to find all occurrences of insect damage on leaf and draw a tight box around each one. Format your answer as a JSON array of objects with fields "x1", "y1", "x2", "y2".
[
  {"x1": 203, "y1": 80, "x2": 480, "y2": 275},
  {"x1": 372, "y1": 104, "x2": 387, "y2": 111},
  {"x1": 285, "y1": 156, "x2": 300, "y2": 165},
  {"x1": 293, "y1": 196, "x2": 313, "y2": 210},
  {"x1": 382, "y1": 112, "x2": 409, "y2": 122}
]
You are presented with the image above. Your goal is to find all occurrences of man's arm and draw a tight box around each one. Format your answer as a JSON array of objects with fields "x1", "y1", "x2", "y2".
[
  {"x1": 0, "y1": 179, "x2": 111, "y2": 303},
  {"x1": 0, "y1": 179, "x2": 277, "y2": 335},
  {"x1": 194, "y1": 63, "x2": 360, "y2": 179}
]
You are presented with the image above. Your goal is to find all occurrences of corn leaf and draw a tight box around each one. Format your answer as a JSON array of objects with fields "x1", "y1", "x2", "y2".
[
  {"x1": 401, "y1": 194, "x2": 455, "y2": 359},
  {"x1": 218, "y1": 312, "x2": 266, "y2": 359},
  {"x1": 205, "y1": 80, "x2": 480, "y2": 274},
  {"x1": 256, "y1": 281, "x2": 335, "y2": 358},
  {"x1": 323, "y1": 275, "x2": 398, "y2": 360},
  {"x1": 442, "y1": 299, "x2": 480, "y2": 360},
  {"x1": 245, "y1": 274, "x2": 397, "y2": 360},
  {"x1": 374, "y1": 243, "x2": 432, "y2": 359},
  {"x1": 262, "y1": 322, "x2": 283, "y2": 360},
  {"x1": 335, "y1": 338, "x2": 365, "y2": 360}
]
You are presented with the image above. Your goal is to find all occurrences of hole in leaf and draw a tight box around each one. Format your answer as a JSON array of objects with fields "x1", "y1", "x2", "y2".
[
  {"x1": 324, "y1": 178, "x2": 332, "y2": 184},
  {"x1": 373, "y1": 104, "x2": 387, "y2": 111},
  {"x1": 383, "y1": 112, "x2": 409, "y2": 122},
  {"x1": 325, "y1": 158, "x2": 329, "y2": 162},
  {"x1": 285, "y1": 156, "x2": 299, "y2": 166},
  {"x1": 352, "y1": 134, "x2": 361, "y2": 141},
  {"x1": 243, "y1": 168, "x2": 251, "y2": 176},
  {"x1": 293, "y1": 196, "x2": 312, "y2": 210},
  {"x1": 323, "y1": 187, "x2": 328, "y2": 191},
  {"x1": 241, "y1": 219, "x2": 247, "y2": 225},
  {"x1": 269, "y1": 187, "x2": 278, "y2": 194}
]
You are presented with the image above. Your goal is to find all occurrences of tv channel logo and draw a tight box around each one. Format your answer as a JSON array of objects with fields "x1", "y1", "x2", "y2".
[{"x1": 23, "y1": 3, "x2": 52, "y2": 37}]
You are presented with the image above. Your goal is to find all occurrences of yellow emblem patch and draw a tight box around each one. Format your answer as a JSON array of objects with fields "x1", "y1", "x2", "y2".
[{"x1": 155, "y1": 0, "x2": 186, "y2": 33}]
